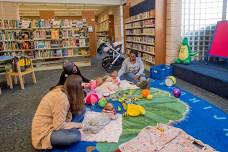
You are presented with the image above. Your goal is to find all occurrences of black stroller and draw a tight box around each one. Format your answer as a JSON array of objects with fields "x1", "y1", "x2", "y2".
[{"x1": 97, "y1": 40, "x2": 125, "y2": 73}]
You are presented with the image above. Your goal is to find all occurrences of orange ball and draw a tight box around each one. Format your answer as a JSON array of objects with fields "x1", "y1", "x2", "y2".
[{"x1": 141, "y1": 89, "x2": 150, "y2": 97}]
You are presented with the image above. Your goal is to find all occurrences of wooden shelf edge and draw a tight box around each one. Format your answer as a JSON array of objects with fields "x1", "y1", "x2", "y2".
[
  {"x1": 126, "y1": 47, "x2": 155, "y2": 55},
  {"x1": 125, "y1": 17, "x2": 155, "y2": 24}
]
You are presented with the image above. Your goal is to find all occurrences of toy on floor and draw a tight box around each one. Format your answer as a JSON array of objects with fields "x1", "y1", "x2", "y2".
[
  {"x1": 117, "y1": 106, "x2": 122, "y2": 112},
  {"x1": 85, "y1": 93, "x2": 99, "y2": 105},
  {"x1": 165, "y1": 76, "x2": 176, "y2": 87},
  {"x1": 123, "y1": 104, "x2": 145, "y2": 117},
  {"x1": 141, "y1": 89, "x2": 153, "y2": 100},
  {"x1": 103, "y1": 92, "x2": 110, "y2": 97},
  {"x1": 175, "y1": 37, "x2": 198, "y2": 64},
  {"x1": 173, "y1": 88, "x2": 181, "y2": 98},
  {"x1": 98, "y1": 98, "x2": 108, "y2": 108},
  {"x1": 118, "y1": 96, "x2": 139, "y2": 105},
  {"x1": 102, "y1": 103, "x2": 117, "y2": 120}
]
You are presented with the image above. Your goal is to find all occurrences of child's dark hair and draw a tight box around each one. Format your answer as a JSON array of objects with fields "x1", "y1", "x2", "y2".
[{"x1": 130, "y1": 49, "x2": 138, "y2": 57}]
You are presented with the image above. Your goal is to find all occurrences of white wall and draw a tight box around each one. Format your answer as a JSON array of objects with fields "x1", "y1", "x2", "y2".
[{"x1": 166, "y1": 0, "x2": 182, "y2": 64}]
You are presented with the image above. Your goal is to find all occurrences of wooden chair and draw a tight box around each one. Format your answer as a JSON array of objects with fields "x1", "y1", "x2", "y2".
[{"x1": 6, "y1": 60, "x2": 36, "y2": 90}]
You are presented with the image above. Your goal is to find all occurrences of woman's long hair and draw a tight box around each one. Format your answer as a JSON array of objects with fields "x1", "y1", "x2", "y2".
[
  {"x1": 63, "y1": 75, "x2": 85, "y2": 114},
  {"x1": 57, "y1": 62, "x2": 90, "y2": 85}
]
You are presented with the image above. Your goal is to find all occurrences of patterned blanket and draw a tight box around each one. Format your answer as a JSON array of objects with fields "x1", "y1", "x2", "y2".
[{"x1": 119, "y1": 124, "x2": 215, "y2": 152}]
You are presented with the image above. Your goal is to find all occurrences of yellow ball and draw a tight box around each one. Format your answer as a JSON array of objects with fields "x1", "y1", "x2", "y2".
[{"x1": 147, "y1": 94, "x2": 153, "y2": 100}]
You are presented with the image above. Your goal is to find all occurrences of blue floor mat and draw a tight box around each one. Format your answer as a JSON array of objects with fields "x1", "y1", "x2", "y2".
[
  {"x1": 53, "y1": 80, "x2": 228, "y2": 152},
  {"x1": 152, "y1": 79, "x2": 228, "y2": 152}
]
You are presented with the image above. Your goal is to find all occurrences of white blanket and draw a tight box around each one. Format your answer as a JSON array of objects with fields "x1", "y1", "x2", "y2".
[
  {"x1": 80, "y1": 111, "x2": 123, "y2": 143},
  {"x1": 95, "y1": 80, "x2": 138, "y2": 98}
]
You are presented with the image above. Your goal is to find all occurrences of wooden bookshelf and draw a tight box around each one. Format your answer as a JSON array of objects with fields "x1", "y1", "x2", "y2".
[
  {"x1": 96, "y1": 15, "x2": 115, "y2": 42},
  {"x1": 0, "y1": 19, "x2": 91, "y2": 69},
  {"x1": 124, "y1": 0, "x2": 166, "y2": 66}
]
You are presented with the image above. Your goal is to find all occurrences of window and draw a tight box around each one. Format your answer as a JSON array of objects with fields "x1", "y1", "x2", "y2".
[{"x1": 181, "y1": 0, "x2": 224, "y2": 60}]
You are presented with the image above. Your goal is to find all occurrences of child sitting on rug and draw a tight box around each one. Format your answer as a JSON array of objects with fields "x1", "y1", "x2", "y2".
[
  {"x1": 83, "y1": 103, "x2": 117, "y2": 134},
  {"x1": 103, "y1": 71, "x2": 120, "y2": 85}
]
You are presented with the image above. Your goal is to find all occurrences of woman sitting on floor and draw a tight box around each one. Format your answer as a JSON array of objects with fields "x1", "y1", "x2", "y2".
[
  {"x1": 118, "y1": 50, "x2": 149, "y2": 89},
  {"x1": 32, "y1": 75, "x2": 85, "y2": 150},
  {"x1": 57, "y1": 62, "x2": 90, "y2": 86}
]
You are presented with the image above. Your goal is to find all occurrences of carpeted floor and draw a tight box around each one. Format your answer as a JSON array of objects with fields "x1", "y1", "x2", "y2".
[
  {"x1": 0, "y1": 60, "x2": 228, "y2": 152},
  {"x1": 0, "y1": 60, "x2": 107, "y2": 152}
]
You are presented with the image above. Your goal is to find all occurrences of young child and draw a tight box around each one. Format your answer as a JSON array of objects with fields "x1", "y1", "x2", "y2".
[
  {"x1": 103, "y1": 71, "x2": 120, "y2": 85},
  {"x1": 102, "y1": 103, "x2": 117, "y2": 120},
  {"x1": 82, "y1": 103, "x2": 117, "y2": 134},
  {"x1": 83, "y1": 71, "x2": 120, "y2": 90}
]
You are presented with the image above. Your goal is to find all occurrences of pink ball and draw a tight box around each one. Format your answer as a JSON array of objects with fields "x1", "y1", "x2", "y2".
[
  {"x1": 173, "y1": 88, "x2": 181, "y2": 98},
  {"x1": 85, "y1": 93, "x2": 99, "y2": 105}
]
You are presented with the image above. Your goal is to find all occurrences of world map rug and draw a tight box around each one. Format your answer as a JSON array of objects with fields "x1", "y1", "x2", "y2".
[{"x1": 52, "y1": 80, "x2": 228, "y2": 152}]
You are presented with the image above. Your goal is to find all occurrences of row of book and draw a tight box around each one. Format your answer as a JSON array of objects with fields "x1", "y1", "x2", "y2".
[
  {"x1": 125, "y1": 48, "x2": 155, "y2": 64},
  {"x1": 0, "y1": 39, "x2": 88, "y2": 51},
  {"x1": 0, "y1": 19, "x2": 86, "y2": 29},
  {"x1": 97, "y1": 22, "x2": 109, "y2": 32},
  {"x1": 34, "y1": 48, "x2": 88, "y2": 59},
  {"x1": 143, "y1": 28, "x2": 154, "y2": 34},
  {"x1": 0, "y1": 41, "x2": 32, "y2": 51},
  {"x1": 140, "y1": 53, "x2": 155, "y2": 64},
  {"x1": 125, "y1": 28, "x2": 155, "y2": 35},
  {"x1": 0, "y1": 48, "x2": 89, "y2": 59},
  {"x1": 125, "y1": 19, "x2": 155, "y2": 29},
  {"x1": 125, "y1": 10, "x2": 155, "y2": 23},
  {"x1": 126, "y1": 43, "x2": 155, "y2": 53},
  {"x1": 62, "y1": 29, "x2": 81, "y2": 38},
  {"x1": 0, "y1": 29, "x2": 87, "y2": 41},
  {"x1": 126, "y1": 36, "x2": 154, "y2": 44}
]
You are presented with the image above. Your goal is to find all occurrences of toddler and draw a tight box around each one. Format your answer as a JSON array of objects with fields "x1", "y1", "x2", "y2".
[
  {"x1": 82, "y1": 103, "x2": 117, "y2": 134},
  {"x1": 103, "y1": 71, "x2": 120, "y2": 85}
]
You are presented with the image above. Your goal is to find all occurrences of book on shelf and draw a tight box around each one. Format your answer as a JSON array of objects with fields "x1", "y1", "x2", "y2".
[
  {"x1": 79, "y1": 39, "x2": 86, "y2": 47},
  {"x1": 52, "y1": 20, "x2": 61, "y2": 28},
  {"x1": 0, "y1": 19, "x2": 89, "y2": 61},
  {"x1": 126, "y1": 36, "x2": 154, "y2": 44},
  {"x1": 33, "y1": 30, "x2": 46, "y2": 39},
  {"x1": 21, "y1": 20, "x2": 31, "y2": 29},
  {"x1": 0, "y1": 20, "x2": 4, "y2": 29},
  {"x1": 126, "y1": 10, "x2": 155, "y2": 23},
  {"x1": 51, "y1": 29, "x2": 59, "y2": 40},
  {"x1": 126, "y1": 43, "x2": 155, "y2": 54},
  {"x1": 62, "y1": 39, "x2": 78, "y2": 48},
  {"x1": 125, "y1": 27, "x2": 155, "y2": 35}
]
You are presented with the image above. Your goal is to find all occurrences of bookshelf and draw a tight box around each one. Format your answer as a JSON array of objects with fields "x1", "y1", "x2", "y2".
[
  {"x1": 0, "y1": 19, "x2": 90, "y2": 69},
  {"x1": 124, "y1": 0, "x2": 166, "y2": 66},
  {"x1": 125, "y1": 10, "x2": 156, "y2": 64},
  {"x1": 96, "y1": 14, "x2": 115, "y2": 43}
]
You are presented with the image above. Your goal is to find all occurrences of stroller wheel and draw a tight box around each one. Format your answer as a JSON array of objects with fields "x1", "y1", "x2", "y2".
[
  {"x1": 102, "y1": 62, "x2": 114, "y2": 73},
  {"x1": 102, "y1": 55, "x2": 125, "y2": 73},
  {"x1": 102, "y1": 56, "x2": 114, "y2": 73}
]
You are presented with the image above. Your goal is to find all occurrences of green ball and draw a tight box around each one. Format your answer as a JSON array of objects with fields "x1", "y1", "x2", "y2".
[{"x1": 98, "y1": 98, "x2": 107, "y2": 107}]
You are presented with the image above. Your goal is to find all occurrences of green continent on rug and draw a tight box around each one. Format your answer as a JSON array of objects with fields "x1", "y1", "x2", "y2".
[{"x1": 96, "y1": 88, "x2": 189, "y2": 152}]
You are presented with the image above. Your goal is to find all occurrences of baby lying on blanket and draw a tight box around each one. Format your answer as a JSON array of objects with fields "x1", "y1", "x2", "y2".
[
  {"x1": 82, "y1": 71, "x2": 120, "y2": 90},
  {"x1": 83, "y1": 103, "x2": 117, "y2": 134},
  {"x1": 83, "y1": 71, "x2": 139, "y2": 97}
]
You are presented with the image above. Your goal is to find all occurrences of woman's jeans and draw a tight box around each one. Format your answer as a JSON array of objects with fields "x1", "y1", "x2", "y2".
[
  {"x1": 120, "y1": 72, "x2": 146, "y2": 84},
  {"x1": 50, "y1": 110, "x2": 85, "y2": 147}
]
